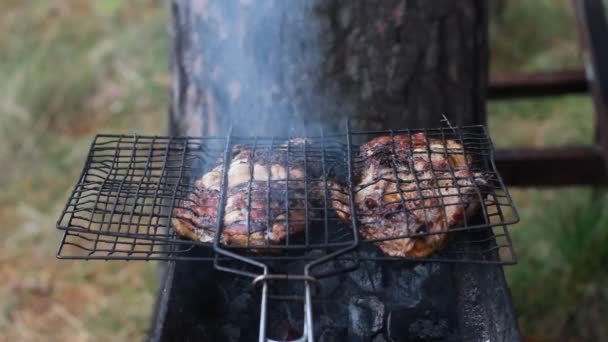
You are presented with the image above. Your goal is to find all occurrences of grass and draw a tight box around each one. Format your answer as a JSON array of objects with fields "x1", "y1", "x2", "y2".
[
  {"x1": 503, "y1": 189, "x2": 608, "y2": 341},
  {"x1": 488, "y1": 93, "x2": 604, "y2": 340},
  {"x1": 489, "y1": 0, "x2": 582, "y2": 73},
  {"x1": 489, "y1": 95, "x2": 594, "y2": 148},
  {"x1": 0, "y1": 1, "x2": 168, "y2": 340},
  {"x1": 489, "y1": 1, "x2": 608, "y2": 340},
  {"x1": 0, "y1": 0, "x2": 606, "y2": 341}
]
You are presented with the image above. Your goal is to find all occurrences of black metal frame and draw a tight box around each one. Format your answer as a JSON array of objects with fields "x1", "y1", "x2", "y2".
[
  {"x1": 212, "y1": 133, "x2": 357, "y2": 253},
  {"x1": 56, "y1": 121, "x2": 518, "y2": 265},
  {"x1": 488, "y1": 0, "x2": 608, "y2": 186},
  {"x1": 349, "y1": 125, "x2": 518, "y2": 241},
  {"x1": 57, "y1": 224, "x2": 515, "y2": 265},
  {"x1": 210, "y1": 126, "x2": 360, "y2": 278}
]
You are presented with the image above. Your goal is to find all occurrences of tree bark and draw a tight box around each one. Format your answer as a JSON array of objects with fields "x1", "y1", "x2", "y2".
[
  {"x1": 169, "y1": 0, "x2": 487, "y2": 136},
  {"x1": 156, "y1": 2, "x2": 524, "y2": 341}
]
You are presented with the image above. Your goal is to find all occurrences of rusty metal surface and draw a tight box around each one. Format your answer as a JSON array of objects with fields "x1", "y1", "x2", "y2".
[
  {"x1": 488, "y1": 70, "x2": 588, "y2": 99},
  {"x1": 495, "y1": 146, "x2": 608, "y2": 186},
  {"x1": 572, "y1": 0, "x2": 608, "y2": 171}
]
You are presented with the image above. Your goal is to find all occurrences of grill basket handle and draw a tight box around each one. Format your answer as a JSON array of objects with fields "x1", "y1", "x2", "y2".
[{"x1": 253, "y1": 274, "x2": 320, "y2": 342}]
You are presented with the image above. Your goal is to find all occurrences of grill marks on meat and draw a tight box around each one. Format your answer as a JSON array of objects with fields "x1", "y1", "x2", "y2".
[
  {"x1": 172, "y1": 140, "x2": 310, "y2": 247},
  {"x1": 330, "y1": 133, "x2": 487, "y2": 258},
  {"x1": 171, "y1": 165, "x2": 221, "y2": 242},
  {"x1": 172, "y1": 133, "x2": 487, "y2": 257}
]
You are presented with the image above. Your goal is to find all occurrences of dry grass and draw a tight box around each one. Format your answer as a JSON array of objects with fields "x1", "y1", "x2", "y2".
[{"x1": 0, "y1": 1, "x2": 168, "y2": 340}]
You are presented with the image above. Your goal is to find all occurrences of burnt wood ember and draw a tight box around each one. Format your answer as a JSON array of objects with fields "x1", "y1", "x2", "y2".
[{"x1": 151, "y1": 239, "x2": 520, "y2": 341}]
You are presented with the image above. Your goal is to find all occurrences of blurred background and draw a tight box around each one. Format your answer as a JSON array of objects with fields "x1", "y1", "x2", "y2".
[{"x1": 0, "y1": 0, "x2": 606, "y2": 341}]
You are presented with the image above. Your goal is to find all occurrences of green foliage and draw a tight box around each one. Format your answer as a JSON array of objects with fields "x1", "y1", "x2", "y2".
[
  {"x1": 92, "y1": 0, "x2": 122, "y2": 17},
  {"x1": 490, "y1": 0, "x2": 582, "y2": 73},
  {"x1": 488, "y1": 95, "x2": 594, "y2": 148},
  {"x1": 506, "y1": 189, "x2": 608, "y2": 339},
  {"x1": 488, "y1": 1, "x2": 608, "y2": 339}
]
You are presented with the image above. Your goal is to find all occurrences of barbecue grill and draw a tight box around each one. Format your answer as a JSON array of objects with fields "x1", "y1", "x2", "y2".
[{"x1": 56, "y1": 119, "x2": 519, "y2": 341}]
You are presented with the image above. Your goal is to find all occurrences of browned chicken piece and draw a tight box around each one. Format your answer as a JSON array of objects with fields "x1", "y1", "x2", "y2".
[
  {"x1": 307, "y1": 179, "x2": 351, "y2": 223},
  {"x1": 329, "y1": 133, "x2": 486, "y2": 257},
  {"x1": 172, "y1": 140, "x2": 310, "y2": 247}
]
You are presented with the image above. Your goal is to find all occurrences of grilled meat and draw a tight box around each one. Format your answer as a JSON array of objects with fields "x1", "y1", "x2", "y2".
[
  {"x1": 172, "y1": 140, "x2": 310, "y2": 247},
  {"x1": 328, "y1": 133, "x2": 486, "y2": 257}
]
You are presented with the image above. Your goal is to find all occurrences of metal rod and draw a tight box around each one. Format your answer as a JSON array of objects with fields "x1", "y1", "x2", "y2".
[
  {"x1": 259, "y1": 281, "x2": 268, "y2": 342},
  {"x1": 487, "y1": 69, "x2": 588, "y2": 99},
  {"x1": 495, "y1": 145, "x2": 608, "y2": 186},
  {"x1": 572, "y1": 0, "x2": 608, "y2": 170},
  {"x1": 304, "y1": 281, "x2": 314, "y2": 342},
  {"x1": 253, "y1": 274, "x2": 321, "y2": 289},
  {"x1": 252, "y1": 273, "x2": 319, "y2": 342},
  {"x1": 213, "y1": 126, "x2": 268, "y2": 276}
]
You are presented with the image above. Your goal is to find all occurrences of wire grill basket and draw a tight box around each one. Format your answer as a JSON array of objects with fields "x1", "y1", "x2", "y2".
[
  {"x1": 57, "y1": 124, "x2": 518, "y2": 265},
  {"x1": 56, "y1": 121, "x2": 519, "y2": 342}
]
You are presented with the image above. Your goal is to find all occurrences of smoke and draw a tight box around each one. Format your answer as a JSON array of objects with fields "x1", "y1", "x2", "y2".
[
  {"x1": 182, "y1": 0, "x2": 351, "y2": 137},
  {"x1": 172, "y1": 0, "x2": 485, "y2": 138}
]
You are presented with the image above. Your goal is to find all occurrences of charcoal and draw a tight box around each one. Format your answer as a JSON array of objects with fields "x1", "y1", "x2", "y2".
[
  {"x1": 289, "y1": 249, "x2": 343, "y2": 297},
  {"x1": 183, "y1": 325, "x2": 214, "y2": 342},
  {"x1": 348, "y1": 296, "x2": 385, "y2": 340},
  {"x1": 307, "y1": 250, "x2": 339, "y2": 276},
  {"x1": 383, "y1": 264, "x2": 439, "y2": 307},
  {"x1": 348, "y1": 260, "x2": 384, "y2": 293},
  {"x1": 229, "y1": 292, "x2": 254, "y2": 313},
  {"x1": 315, "y1": 299, "x2": 350, "y2": 334},
  {"x1": 319, "y1": 328, "x2": 348, "y2": 342},
  {"x1": 371, "y1": 333, "x2": 388, "y2": 342},
  {"x1": 318, "y1": 275, "x2": 341, "y2": 296},
  {"x1": 388, "y1": 307, "x2": 452, "y2": 341},
  {"x1": 345, "y1": 245, "x2": 384, "y2": 293},
  {"x1": 218, "y1": 324, "x2": 241, "y2": 342},
  {"x1": 154, "y1": 220, "x2": 518, "y2": 342}
]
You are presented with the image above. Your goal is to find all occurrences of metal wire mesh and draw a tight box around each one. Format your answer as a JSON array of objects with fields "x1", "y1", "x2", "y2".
[
  {"x1": 211, "y1": 135, "x2": 356, "y2": 250},
  {"x1": 56, "y1": 124, "x2": 518, "y2": 264},
  {"x1": 348, "y1": 126, "x2": 519, "y2": 245},
  {"x1": 57, "y1": 225, "x2": 516, "y2": 264},
  {"x1": 57, "y1": 135, "x2": 226, "y2": 241}
]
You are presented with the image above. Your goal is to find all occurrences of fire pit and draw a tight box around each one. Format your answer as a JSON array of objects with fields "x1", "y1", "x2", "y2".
[{"x1": 56, "y1": 120, "x2": 519, "y2": 341}]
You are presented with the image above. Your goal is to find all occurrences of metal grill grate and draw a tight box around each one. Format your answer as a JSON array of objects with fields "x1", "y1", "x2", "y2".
[
  {"x1": 58, "y1": 225, "x2": 515, "y2": 265},
  {"x1": 211, "y1": 134, "x2": 356, "y2": 251},
  {"x1": 349, "y1": 126, "x2": 518, "y2": 247},
  {"x1": 56, "y1": 124, "x2": 518, "y2": 264}
]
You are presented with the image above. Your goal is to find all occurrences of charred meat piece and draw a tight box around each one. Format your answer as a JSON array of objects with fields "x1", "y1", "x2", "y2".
[
  {"x1": 172, "y1": 139, "x2": 312, "y2": 247},
  {"x1": 330, "y1": 133, "x2": 486, "y2": 257}
]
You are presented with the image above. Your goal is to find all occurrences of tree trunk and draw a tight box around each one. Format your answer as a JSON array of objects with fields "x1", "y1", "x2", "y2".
[
  {"x1": 169, "y1": 0, "x2": 487, "y2": 137},
  {"x1": 157, "y1": 1, "x2": 521, "y2": 341}
]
